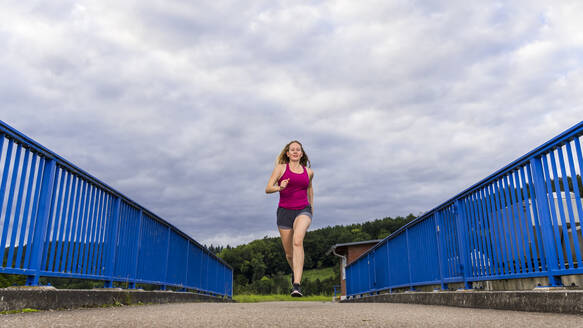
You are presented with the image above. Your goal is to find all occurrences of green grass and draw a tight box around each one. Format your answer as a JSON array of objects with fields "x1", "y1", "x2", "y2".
[
  {"x1": 1, "y1": 308, "x2": 40, "y2": 315},
  {"x1": 286, "y1": 267, "x2": 336, "y2": 282},
  {"x1": 233, "y1": 294, "x2": 332, "y2": 303}
]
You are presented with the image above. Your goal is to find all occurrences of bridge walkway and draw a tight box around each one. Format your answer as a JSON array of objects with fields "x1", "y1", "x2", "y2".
[{"x1": 2, "y1": 301, "x2": 582, "y2": 327}]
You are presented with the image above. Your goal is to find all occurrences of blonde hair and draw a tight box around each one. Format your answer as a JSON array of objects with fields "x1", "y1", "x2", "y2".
[{"x1": 276, "y1": 140, "x2": 311, "y2": 168}]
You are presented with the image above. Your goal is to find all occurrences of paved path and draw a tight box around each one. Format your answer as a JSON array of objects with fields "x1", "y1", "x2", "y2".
[{"x1": 2, "y1": 302, "x2": 582, "y2": 327}]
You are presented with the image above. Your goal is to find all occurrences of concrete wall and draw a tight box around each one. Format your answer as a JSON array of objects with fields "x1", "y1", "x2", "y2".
[
  {"x1": 342, "y1": 290, "x2": 583, "y2": 315},
  {"x1": 0, "y1": 287, "x2": 233, "y2": 312}
]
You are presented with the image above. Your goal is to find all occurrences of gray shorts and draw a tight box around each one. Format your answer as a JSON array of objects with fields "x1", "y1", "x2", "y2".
[{"x1": 277, "y1": 205, "x2": 312, "y2": 230}]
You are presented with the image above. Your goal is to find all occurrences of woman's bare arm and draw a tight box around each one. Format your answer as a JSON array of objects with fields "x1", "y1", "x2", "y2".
[
  {"x1": 265, "y1": 164, "x2": 286, "y2": 193},
  {"x1": 307, "y1": 169, "x2": 314, "y2": 210}
]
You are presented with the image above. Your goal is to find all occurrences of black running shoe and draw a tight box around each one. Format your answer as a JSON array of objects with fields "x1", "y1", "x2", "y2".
[{"x1": 291, "y1": 283, "x2": 302, "y2": 297}]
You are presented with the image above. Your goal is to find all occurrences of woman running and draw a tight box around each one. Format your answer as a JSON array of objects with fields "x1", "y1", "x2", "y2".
[{"x1": 265, "y1": 140, "x2": 314, "y2": 297}]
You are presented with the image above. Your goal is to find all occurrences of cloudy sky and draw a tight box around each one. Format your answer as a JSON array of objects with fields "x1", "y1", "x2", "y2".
[{"x1": 1, "y1": 1, "x2": 581, "y2": 247}]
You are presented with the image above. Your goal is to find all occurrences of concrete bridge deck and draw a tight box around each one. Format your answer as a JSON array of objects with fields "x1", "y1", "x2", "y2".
[{"x1": 2, "y1": 301, "x2": 582, "y2": 328}]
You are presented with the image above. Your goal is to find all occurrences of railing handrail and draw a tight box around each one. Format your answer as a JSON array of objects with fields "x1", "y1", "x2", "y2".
[
  {"x1": 347, "y1": 120, "x2": 583, "y2": 269},
  {"x1": 0, "y1": 119, "x2": 231, "y2": 270}
]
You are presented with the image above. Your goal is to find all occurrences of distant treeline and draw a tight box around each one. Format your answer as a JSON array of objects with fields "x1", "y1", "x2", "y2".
[
  {"x1": 1, "y1": 242, "x2": 105, "y2": 270},
  {"x1": 501, "y1": 175, "x2": 583, "y2": 200},
  {"x1": 0, "y1": 242, "x2": 106, "y2": 288},
  {"x1": 548, "y1": 175, "x2": 583, "y2": 194},
  {"x1": 217, "y1": 214, "x2": 415, "y2": 294}
]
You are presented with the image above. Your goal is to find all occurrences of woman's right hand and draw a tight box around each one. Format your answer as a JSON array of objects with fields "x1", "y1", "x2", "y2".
[
  {"x1": 279, "y1": 178, "x2": 290, "y2": 191},
  {"x1": 265, "y1": 164, "x2": 286, "y2": 194}
]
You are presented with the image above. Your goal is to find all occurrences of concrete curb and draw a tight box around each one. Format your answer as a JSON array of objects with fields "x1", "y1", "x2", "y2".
[
  {"x1": 0, "y1": 288, "x2": 233, "y2": 311},
  {"x1": 341, "y1": 290, "x2": 583, "y2": 315}
]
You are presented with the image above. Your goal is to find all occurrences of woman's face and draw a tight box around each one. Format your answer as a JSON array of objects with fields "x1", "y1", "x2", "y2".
[{"x1": 287, "y1": 142, "x2": 303, "y2": 161}]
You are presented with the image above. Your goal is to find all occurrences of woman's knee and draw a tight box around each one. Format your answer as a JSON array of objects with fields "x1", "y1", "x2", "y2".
[{"x1": 293, "y1": 238, "x2": 303, "y2": 248}]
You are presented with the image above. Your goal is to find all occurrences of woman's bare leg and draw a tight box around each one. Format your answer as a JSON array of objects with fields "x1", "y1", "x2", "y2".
[
  {"x1": 278, "y1": 227, "x2": 294, "y2": 270},
  {"x1": 292, "y1": 215, "x2": 311, "y2": 284}
]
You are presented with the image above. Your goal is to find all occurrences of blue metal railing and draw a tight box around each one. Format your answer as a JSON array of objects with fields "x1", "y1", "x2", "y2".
[
  {"x1": 0, "y1": 120, "x2": 232, "y2": 298},
  {"x1": 346, "y1": 121, "x2": 583, "y2": 296}
]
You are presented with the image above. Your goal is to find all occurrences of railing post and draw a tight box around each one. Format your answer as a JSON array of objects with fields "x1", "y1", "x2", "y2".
[
  {"x1": 161, "y1": 226, "x2": 171, "y2": 291},
  {"x1": 405, "y1": 229, "x2": 415, "y2": 291},
  {"x1": 454, "y1": 199, "x2": 471, "y2": 289},
  {"x1": 434, "y1": 212, "x2": 447, "y2": 290},
  {"x1": 203, "y1": 253, "x2": 208, "y2": 293},
  {"x1": 385, "y1": 242, "x2": 392, "y2": 293},
  {"x1": 370, "y1": 250, "x2": 376, "y2": 293},
  {"x1": 26, "y1": 158, "x2": 57, "y2": 286},
  {"x1": 129, "y1": 210, "x2": 143, "y2": 289},
  {"x1": 184, "y1": 240, "x2": 190, "y2": 290},
  {"x1": 530, "y1": 156, "x2": 562, "y2": 286},
  {"x1": 104, "y1": 197, "x2": 121, "y2": 288}
]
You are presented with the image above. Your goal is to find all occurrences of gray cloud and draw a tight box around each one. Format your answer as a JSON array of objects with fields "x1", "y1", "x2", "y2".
[{"x1": 1, "y1": 1, "x2": 582, "y2": 247}]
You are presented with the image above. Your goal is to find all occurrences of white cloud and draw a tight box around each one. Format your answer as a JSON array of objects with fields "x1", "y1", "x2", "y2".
[{"x1": 1, "y1": 1, "x2": 581, "y2": 247}]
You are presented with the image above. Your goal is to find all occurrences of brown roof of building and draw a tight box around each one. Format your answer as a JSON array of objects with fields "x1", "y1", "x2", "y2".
[{"x1": 326, "y1": 239, "x2": 381, "y2": 255}]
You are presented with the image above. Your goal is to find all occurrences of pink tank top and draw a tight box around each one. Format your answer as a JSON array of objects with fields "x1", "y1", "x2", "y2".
[{"x1": 278, "y1": 163, "x2": 310, "y2": 210}]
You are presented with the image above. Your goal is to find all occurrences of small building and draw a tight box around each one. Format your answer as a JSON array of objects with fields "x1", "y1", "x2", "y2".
[{"x1": 327, "y1": 240, "x2": 381, "y2": 299}]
